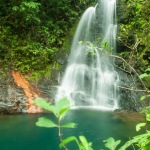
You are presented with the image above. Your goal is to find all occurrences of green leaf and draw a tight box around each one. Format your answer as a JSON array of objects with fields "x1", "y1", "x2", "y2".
[
  {"x1": 79, "y1": 41, "x2": 84, "y2": 45},
  {"x1": 140, "y1": 96, "x2": 146, "y2": 101},
  {"x1": 119, "y1": 131, "x2": 150, "y2": 150},
  {"x1": 146, "y1": 68, "x2": 150, "y2": 72},
  {"x1": 146, "y1": 113, "x2": 150, "y2": 121},
  {"x1": 36, "y1": 117, "x2": 58, "y2": 128},
  {"x1": 79, "y1": 136, "x2": 92, "y2": 150},
  {"x1": 59, "y1": 108, "x2": 70, "y2": 121},
  {"x1": 34, "y1": 98, "x2": 55, "y2": 114},
  {"x1": 139, "y1": 73, "x2": 149, "y2": 79},
  {"x1": 61, "y1": 123, "x2": 77, "y2": 128},
  {"x1": 119, "y1": 140, "x2": 134, "y2": 150},
  {"x1": 59, "y1": 136, "x2": 78, "y2": 149},
  {"x1": 12, "y1": 6, "x2": 19, "y2": 11},
  {"x1": 136, "y1": 123, "x2": 146, "y2": 132},
  {"x1": 55, "y1": 97, "x2": 70, "y2": 118},
  {"x1": 103, "y1": 137, "x2": 121, "y2": 150}
]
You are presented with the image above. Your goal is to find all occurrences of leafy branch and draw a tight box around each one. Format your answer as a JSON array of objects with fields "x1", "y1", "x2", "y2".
[
  {"x1": 34, "y1": 97, "x2": 93, "y2": 150},
  {"x1": 110, "y1": 54, "x2": 149, "y2": 92},
  {"x1": 34, "y1": 97, "x2": 76, "y2": 150}
]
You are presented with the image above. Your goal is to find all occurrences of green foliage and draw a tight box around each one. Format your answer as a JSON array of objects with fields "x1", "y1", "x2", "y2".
[
  {"x1": 36, "y1": 117, "x2": 58, "y2": 128},
  {"x1": 141, "y1": 107, "x2": 150, "y2": 121},
  {"x1": 139, "y1": 68, "x2": 150, "y2": 79},
  {"x1": 34, "y1": 97, "x2": 72, "y2": 121},
  {"x1": 139, "y1": 68, "x2": 150, "y2": 89},
  {"x1": 34, "y1": 97, "x2": 93, "y2": 150},
  {"x1": 0, "y1": 0, "x2": 93, "y2": 75},
  {"x1": 103, "y1": 125, "x2": 150, "y2": 150},
  {"x1": 80, "y1": 41, "x2": 113, "y2": 57},
  {"x1": 34, "y1": 98, "x2": 77, "y2": 150},
  {"x1": 102, "y1": 86, "x2": 150, "y2": 150},
  {"x1": 136, "y1": 123, "x2": 146, "y2": 132},
  {"x1": 139, "y1": 68, "x2": 150, "y2": 99},
  {"x1": 103, "y1": 105, "x2": 150, "y2": 150},
  {"x1": 118, "y1": 0, "x2": 150, "y2": 71},
  {"x1": 103, "y1": 137, "x2": 121, "y2": 150},
  {"x1": 60, "y1": 136, "x2": 93, "y2": 150},
  {"x1": 12, "y1": 1, "x2": 41, "y2": 24},
  {"x1": 119, "y1": 131, "x2": 150, "y2": 150},
  {"x1": 101, "y1": 41, "x2": 113, "y2": 53}
]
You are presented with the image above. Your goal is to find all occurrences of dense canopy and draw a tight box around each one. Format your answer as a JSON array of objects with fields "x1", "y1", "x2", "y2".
[{"x1": 0, "y1": 0, "x2": 149, "y2": 77}]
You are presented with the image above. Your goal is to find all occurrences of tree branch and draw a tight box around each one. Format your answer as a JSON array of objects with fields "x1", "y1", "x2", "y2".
[{"x1": 109, "y1": 54, "x2": 148, "y2": 91}]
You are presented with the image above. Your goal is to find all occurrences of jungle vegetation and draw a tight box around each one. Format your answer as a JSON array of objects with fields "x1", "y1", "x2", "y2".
[
  {"x1": 0, "y1": 0, "x2": 149, "y2": 78},
  {"x1": 0, "y1": 0, "x2": 94, "y2": 75},
  {"x1": 117, "y1": 0, "x2": 150, "y2": 72}
]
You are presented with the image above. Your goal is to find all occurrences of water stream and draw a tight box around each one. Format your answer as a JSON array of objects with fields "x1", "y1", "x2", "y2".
[{"x1": 55, "y1": 0, "x2": 119, "y2": 110}]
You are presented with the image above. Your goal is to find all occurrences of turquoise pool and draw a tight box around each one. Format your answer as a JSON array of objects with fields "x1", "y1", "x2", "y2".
[{"x1": 0, "y1": 109, "x2": 144, "y2": 150}]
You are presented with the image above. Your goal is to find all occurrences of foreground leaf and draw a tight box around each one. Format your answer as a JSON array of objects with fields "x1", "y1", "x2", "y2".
[
  {"x1": 61, "y1": 123, "x2": 77, "y2": 128},
  {"x1": 146, "y1": 113, "x2": 150, "y2": 121},
  {"x1": 140, "y1": 96, "x2": 146, "y2": 101},
  {"x1": 119, "y1": 140, "x2": 134, "y2": 150},
  {"x1": 36, "y1": 117, "x2": 58, "y2": 128},
  {"x1": 136, "y1": 123, "x2": 146, "y2": 132},
  {"x1": 139, "y1": 73, "x2": 149, "y2": 79},
  {"x1": 34, "y1": 98, "x2": 55, "y2": 114},
  {"x1": 55, "y1": 97, "x2": 70, "y2": 119},
  {"x1": 103, "y1": 137, "x2": 121, "y2": 150},
  {"x1": 59, "y1": 136, "x2": 78, "y2": 149},
  {"x1": 146, "y1": 68, "x2": 150, "y2": 72},
  {"x1": 79, "y1": 136, "x2": 93, "y2": 150},
  {"x1": 59, "y1": 108, "x2": 70, "y2": 121},
  {"x1": 119, "y1": 131, "x2": 150, "y2": 150}
]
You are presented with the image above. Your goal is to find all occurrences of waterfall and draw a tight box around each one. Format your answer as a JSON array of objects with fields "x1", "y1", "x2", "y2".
[{"x1": 55, "y1": 0, "x2": 119, "y2": 110}]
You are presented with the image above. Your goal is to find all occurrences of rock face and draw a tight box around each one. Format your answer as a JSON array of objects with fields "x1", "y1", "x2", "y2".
[
  {"x1": 0, "y1": 57, "x2": 149, "y2": 114},
  {"x1": 0, "y1": 71, "x2": 27, "y2": 114},
  {"x1": 11, "y1": 71, "x2": 42, "y2": 113},
  {"x1": 0, "y1": 50, "x2": 67, "y2": 114},
  {"x1": 0, "y1": 69, "x2": 60, "y2": 114},
  {"x1": 114, "y1": 57, "x2": 149, "y2": 112}
]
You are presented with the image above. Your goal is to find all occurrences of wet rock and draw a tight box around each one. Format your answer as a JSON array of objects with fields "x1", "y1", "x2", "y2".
[
  {"x1": 0, "y1": 72, "x2": 27, "y2": 114},
  {"x1": 0, "y1": 67, "x2": 63, "y2": 114},
  {"x1": 0, "y1": 55, "x2": 149, "y2": 114},
  {"x1": 114, "y1": 58, "x2": 149, "y2": 112}
]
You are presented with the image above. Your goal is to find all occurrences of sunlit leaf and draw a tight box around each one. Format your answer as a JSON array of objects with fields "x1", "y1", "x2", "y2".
[
  {"x1": 139, "y1": 73, "x2": 149, "y2": 79},
  {"x1": 55, "y1": 97, "x2": 70, "y2": 117},
  {"x1": 79, "y1": 41, "x2": 84, "y2": 45},
  {"x1": 59, "y1": 136, "x2": 78, "y2": 149},
  {"x1": 140, "y1": 96, "x2": 146, "y2": 101},
  {"x1": 103, "y1": 137, "x2": 121, "y2": 150},
  {"x1": 146, "y1": 68, "x2": 150, "y2": 72},
  {"x1": 36, "y1": 117, "x2": 58, "y2": 128},
  {"x1": 79, "y1": 136, "x2": 93, "y2": 150},
  {"x1": 136, "y1": 123, "x2": 146, "y2": 132},
  {"x1": 119, "y1": 140, "x2": 134, "y2": 150},
  {"x1": 146, "y1": 113, "x2": 150, "y2": 121},
  {"x1": 119, "y1": 131, "x2": 150, "y2": 150},
  {"x1": 61, "y1": 123, "x2": 77, "y2": 128},
  {"x1": 34, "y1": 98, "x2": 55, "y2": 114},
  {"x1": 59, "y1": 108, "x2": 69, "y2": 121}
]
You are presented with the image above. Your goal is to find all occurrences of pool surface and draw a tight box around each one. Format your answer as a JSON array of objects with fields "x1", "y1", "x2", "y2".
[{"x1": 0, "y1": 109, "x2": 144, "y2": 150}]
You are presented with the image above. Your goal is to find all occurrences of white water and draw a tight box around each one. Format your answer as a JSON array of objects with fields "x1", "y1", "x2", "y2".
[{"x1": 55, "y1": 0, "x2": 119, "y2": 110}]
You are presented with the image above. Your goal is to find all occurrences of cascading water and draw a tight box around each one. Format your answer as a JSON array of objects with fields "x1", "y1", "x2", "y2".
[{"x1": 55, "y1": 0, "x2": 119, "y2": 110}]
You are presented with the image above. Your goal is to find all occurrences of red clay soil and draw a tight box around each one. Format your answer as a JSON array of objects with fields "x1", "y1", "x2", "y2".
[{"x1": 11, "y1": 70, "x2": 42, "y2": 113}]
